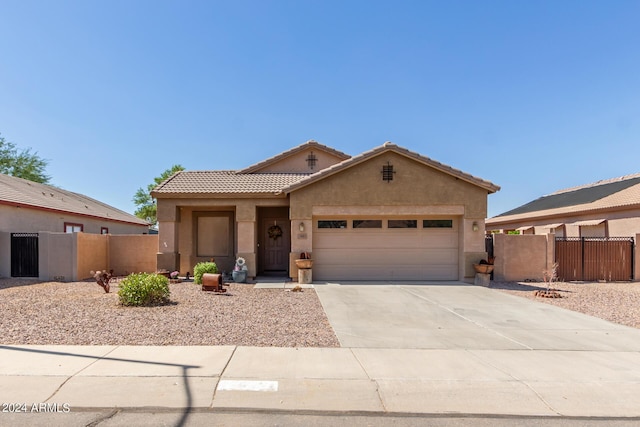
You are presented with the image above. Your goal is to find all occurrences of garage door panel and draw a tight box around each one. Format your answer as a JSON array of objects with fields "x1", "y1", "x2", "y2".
[
  {"x1": 314, "y1": 248, "x2": 457, "y2": 265},
  {"x1": 314, "y1": 264, "x2": 457, "y2": 281},
  {"x1": 315, "y1": 233, "x2": 457, "y2": 250},
  {"x1": 313, "y1": 218, "x2": 459, "y2": 281}
]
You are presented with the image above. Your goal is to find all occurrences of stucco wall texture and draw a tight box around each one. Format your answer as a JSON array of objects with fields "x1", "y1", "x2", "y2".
[
  {"x1": 0, "y1": 204, "x2": 149, "y2": 235},
  {"x1": 0, "y1": 232, "x2": 157, "y2": 281}
]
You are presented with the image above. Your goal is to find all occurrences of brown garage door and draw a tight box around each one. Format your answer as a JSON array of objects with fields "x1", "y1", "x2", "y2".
[{"x1": 312, "y1": 218, "x2": 459, "y2": 281}]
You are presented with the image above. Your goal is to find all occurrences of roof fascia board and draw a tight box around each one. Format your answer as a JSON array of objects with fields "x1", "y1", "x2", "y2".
[
  {"x1": 0, "y1": 200, "x2": 149, "y2": 226},
  {"x1": 152, "y1": 192, "x2": 288, "y2": 199},
  {"x1": 486, "y1": 203, "x2": 640, "y2": 226}
]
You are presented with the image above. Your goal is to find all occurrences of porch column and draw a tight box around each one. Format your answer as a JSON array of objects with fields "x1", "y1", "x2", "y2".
[
  {"x1": 237, "y1": 220, "x2": 256, "y2": 278},
  {"x1": 157, "y1": 205, "x2": 180, "y2": 272},
  {"x1": 290, "y1": 219, "x2": 312, "y2": 281},
  {"x1": 236, "y1": 202, "x2": 257, "y2": 278}
]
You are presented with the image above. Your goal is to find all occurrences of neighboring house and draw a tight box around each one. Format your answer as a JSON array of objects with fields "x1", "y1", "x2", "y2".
[
  {"x1": 0, "y1": 173, "x2": 151, "y2": 279},
  {"x1": 0, "y1": 173, "x2": 150, "y2": 235},
  {"x1": 152, "y1": 140, "x2": 500, "y2": 281},
  {"x1": 486, "y1": 173, "x2": 640, "y2": 238}
]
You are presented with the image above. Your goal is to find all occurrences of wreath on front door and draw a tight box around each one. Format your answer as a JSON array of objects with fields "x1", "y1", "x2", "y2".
[{"x1": 268, "y1": 224, "x2": 283, "y2": 240}]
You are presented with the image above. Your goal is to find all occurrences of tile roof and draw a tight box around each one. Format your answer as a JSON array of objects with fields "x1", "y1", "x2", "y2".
[
  {"x1": 152, "y1": 142, "x2": 500, "y2": 197},
  {"x1": 238, "y1": 140, "x2": 351, "y2": 173},
  {"x1": 0, "y1": 173, "x2": 149, "y2": 225},
  {"x1": 488, "y1": 173, "x2": 640, "y2": 224},
  {"x1": 280, "y1": 142, "x2": 501, "y2": 194},
  {"x1": 151, "y1": 171, "x2": 310, "y2": 195}
]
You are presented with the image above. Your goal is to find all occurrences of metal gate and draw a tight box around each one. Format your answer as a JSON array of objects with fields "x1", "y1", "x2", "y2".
[
  {"x1": 555, "y1": 237, "x2": 634, "y2": 282},
  {"x1": 11, "y1": 233, "x2": 39, "y2": 277},
  {"x1": 485, "y1": 234, "x2": 494, "y2": 259}
]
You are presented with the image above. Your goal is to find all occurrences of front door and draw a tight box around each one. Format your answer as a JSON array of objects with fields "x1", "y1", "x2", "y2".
[{"x1": 261, "y1": 218, "x2": 290, "y2": 272}]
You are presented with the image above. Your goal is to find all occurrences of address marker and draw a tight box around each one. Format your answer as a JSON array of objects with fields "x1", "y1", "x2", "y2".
[{"x1": 217, "y1": 380, "x2": 278, "y2": 392}]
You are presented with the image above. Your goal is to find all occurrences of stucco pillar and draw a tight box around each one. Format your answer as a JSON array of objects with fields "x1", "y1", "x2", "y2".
[
  {"x1": 546, "y1": 233, "x2": 555, "y2": 273},
  {"x1": 290, "y1": 219, "x2": 312, "y2": 281},
  {"x1": 157, "y1": 220, "x2": 180, "y2": 272},
  {"x1": 462, "y1": 218, "x2": 488, "y2": 281},
  {"x1": 237, "y1": 220, "x2": 256, "y2": 278},
  {"x1": 635, "y1": 234, "x2": 640, "y2": 282}
]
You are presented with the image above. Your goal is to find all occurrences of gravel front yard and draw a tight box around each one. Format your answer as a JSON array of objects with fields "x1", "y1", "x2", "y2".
[
  {"x1": 491, "y1": 280, "x2": 640, "y2": 329},
  {"x1": 0, "y1": 279, "x2": 340, "y2": 347},
  {"x1": 2, "y1": 279, "x2": 639, "y2": 347}
]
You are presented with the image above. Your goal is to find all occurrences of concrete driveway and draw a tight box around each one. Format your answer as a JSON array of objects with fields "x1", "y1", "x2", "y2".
[{"x1": 314, "y1": 282, "x2": 640, "y2": 350}]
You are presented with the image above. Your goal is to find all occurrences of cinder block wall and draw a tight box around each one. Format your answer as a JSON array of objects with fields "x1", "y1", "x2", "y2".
[
  {"x1": 493, "y1": 234, "x2": 554, "y2": 282},
  {"x1": 77, "y1": 233, "x2": 108, "y2": 280},
  {"x1": 39, "y1": 232, "x2": 75, "y2": 281},
  {"x1": 0, "y1": 232, "x2": 9, "y2": 278},
  {"x1": 109, "y1": 235, "x2": 158, "y2": 276}
]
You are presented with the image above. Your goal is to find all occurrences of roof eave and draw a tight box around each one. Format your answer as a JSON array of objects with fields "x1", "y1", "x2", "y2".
[
  {"x1": 281, "y1": 143, "x2": 500, "y2": 194},
  {"x1": 0, "y1": 200, "x2": 150, "y2": 227},
  {"x1": 238, "y1": 140, "x2": 351, "y2": 174},
  {"x1": 487, "y1": 202, "x2": 640, "y2": 225}
]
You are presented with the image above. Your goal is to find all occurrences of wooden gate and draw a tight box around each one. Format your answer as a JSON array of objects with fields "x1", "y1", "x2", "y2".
[
  {"x1": 11, "y1": 233, "x2": 39, "y2": 277},
  {"x1": 555, "y1": 237, "x2": 634, "y2": 281}
]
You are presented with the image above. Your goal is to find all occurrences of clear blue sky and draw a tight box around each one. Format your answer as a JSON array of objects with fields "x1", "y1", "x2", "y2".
[{"x1": 1, "y1": 0, "x2": 639, "y2": 218}]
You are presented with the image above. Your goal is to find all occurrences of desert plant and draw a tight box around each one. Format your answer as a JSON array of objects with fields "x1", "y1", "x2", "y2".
[
  {"x1": 193, "y1": 261, "x2": 219, "y2": 284},
  {"x1": 118, "y1": 273, "x2": 170, "y2": 306},
  {"x1": 542, "y1": 262, "x2": 559, "y2": 291}
]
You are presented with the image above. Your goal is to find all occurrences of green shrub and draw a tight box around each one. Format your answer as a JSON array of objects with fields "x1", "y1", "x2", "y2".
[
  {"x1": 193, "y1": 262, "x2": 219, "y2": 284},
  {"x1": 118, "y1": 273, "x2": 170, "y2": 306}
]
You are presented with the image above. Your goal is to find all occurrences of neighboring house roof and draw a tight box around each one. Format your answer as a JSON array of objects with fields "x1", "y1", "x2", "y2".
[
  {"x1": 238, "y1": 140, "x2": 351, "y2": 174},
  {"x1": 152, "y1": 141, "x2": 500, "y2": 197},
  {"x1": 0, "y1": 173, "x2": 149, "y2": 226},
  {"x1": 280, "y1": 142, "x2": 501, "y2": 194},
  {"x1": 151, "y1": 171, "x2": 309, "y2": 196},
  {"x1": 487, "y1": 173, "x2": 640, "y2": 225}
]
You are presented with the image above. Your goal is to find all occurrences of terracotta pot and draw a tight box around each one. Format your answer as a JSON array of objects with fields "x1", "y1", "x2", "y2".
[
  {"x1": 473, "y1": 264, "x2": 494, "y2": 274},
  {"x1": 295, "y1": 259, "x2": 313, "y2": 269}
]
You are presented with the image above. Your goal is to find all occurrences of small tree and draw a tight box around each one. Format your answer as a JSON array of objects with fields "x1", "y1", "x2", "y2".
[
  {"x1": 0, "y1": 134, "x2": 50, "y2": 183},
  {"x1": 133, "y1": 164, "x2": 184, "y2": 226},
  {"x1": 542, "y1": 262, "x2": 559, "y2": 292}
]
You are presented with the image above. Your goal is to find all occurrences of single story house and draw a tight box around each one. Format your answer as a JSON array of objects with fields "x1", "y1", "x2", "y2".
[
  {"x1": 486, "y1": 173, "x2": 640, "y2": 238},
  {"x1": 0, "y1": 173, "x2": 151, "y2": 278},
  {"x1": 152, "y1": 141, "x2": 500, "y2": 282},
  {"x1": 0, "y1": 173, "x2": 150, "y2": 235}
]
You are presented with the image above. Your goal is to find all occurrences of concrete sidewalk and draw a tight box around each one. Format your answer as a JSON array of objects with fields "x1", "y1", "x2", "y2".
[{"x1": 1, "y1": 344, "x2": 640, "y2": 418}]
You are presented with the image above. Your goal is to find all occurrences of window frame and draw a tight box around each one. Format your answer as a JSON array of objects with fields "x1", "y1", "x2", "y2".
[
  {"x1": 64, "y1": 222, "x2": 84, "y2": 233},
  {"x1": 422, "y1": 219, "x2": 454, "y2": 229},
  {"x1": 352, "y1": 219, "x2": 383, "y2": 229},
  {"x1": 317, "y1": 220, "x2": 348, "y2": 229},
  {"x1": 388, "y1": 219, "x2": 418, "y2": 229}
]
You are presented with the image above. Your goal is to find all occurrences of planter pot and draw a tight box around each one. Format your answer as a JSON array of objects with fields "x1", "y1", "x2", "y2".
[
  {"x1": 473, "y1": 264, "x2": 494, "y2": 274},
  {"x1": 295, "y1": 259, "x2": 313, "y2": 269},
  {"x1": 232, "y1": 270, "x2": 247, "y2": 283}
]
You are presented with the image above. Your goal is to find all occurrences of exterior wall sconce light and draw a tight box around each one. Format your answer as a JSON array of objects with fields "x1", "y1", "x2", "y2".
[
  {"x1": 472, "y1": 221, "x2": 479, "y2": 232},
  {"x1": 299, "y1": 222, "x2": 305, "y2": 232}
]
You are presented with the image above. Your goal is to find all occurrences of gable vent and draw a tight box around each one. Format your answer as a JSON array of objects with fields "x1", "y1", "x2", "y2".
[
  {"x1": 306, "y1": 152, "x2": 317, "y2": 170},
  {"x1": 381, "y1": 161, "x2": 395, "y2": 182}
]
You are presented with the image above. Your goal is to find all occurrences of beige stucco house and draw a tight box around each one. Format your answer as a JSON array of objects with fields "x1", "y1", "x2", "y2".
[
  {"x1": 152, "y1": 141, "x2": 500, "y2": 282},
  {"x1": 486, "y1": 173, "x2": 640, "y2": 238}
]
